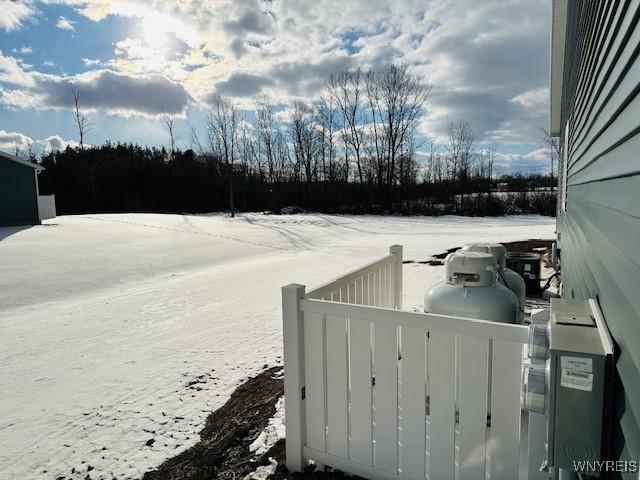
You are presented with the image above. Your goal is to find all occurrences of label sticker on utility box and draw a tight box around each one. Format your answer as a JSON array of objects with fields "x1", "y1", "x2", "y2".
[
  {"x1": 561, "y1": 356, "x2": 593, "y2": 372},
  {"x1": 561, "y1": 369, "x2": 593, "y2": 391}
]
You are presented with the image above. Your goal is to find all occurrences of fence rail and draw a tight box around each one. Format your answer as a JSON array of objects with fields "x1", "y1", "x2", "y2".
[
  {"x1": 305, "y1": 245, "x2": 402, "y2": 309},
  {"x1": 282, "y1": 245, "x2": 545, "y2": 480}
]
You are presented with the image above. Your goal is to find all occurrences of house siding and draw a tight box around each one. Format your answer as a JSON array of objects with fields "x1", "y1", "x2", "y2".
[
  {"x1": 0, "y1": 157, "x2": 40, "y2": 226},
  {"x1": 557, "y1": 0, "x2": 640, "y2": 472}
]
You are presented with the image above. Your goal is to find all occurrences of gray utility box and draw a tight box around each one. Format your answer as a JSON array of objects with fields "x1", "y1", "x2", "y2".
[{"x1": 546, "y1": 298, "x2": 614, "y2": 475}]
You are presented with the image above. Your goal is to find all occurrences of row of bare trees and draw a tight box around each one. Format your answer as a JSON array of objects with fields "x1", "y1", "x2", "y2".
[
  {"x1": 165, "y1": 63, "x2": 433, "y2": 211},
  {"x1": 58, "y1": 62, "x2": 556, "y2": 216},
  {"x1": 424, "y1": 121, "x2": 496, "y2": 184}
]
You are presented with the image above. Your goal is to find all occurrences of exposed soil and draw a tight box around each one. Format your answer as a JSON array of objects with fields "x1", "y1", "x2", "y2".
[
  {"x1": 403, "y1": 259, "x2": 444, "y2": 266},
  {"x1": 432, "y1": 246, "x2": 460, "y2": 260},
  {"x1": 142, "y1": 366, "x2": 283, "y2": 480},
  {"x1": 430, "y1": 238, "x2": 554, "y2": 261},
  {"x1": 403, "y1": 239, "x2": 554, "y2": 266},
  {"x1": 140, "y1": 365, "x2": 362, "y2": 480},
  {"x1": 501, "y1": 239, "x2": 554, "y2": 252}
]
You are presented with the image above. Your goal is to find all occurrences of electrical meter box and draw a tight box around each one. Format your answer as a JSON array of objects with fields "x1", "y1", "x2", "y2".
[{"x1": 546, "y1": 298, "x2": 614, "y2": 475}]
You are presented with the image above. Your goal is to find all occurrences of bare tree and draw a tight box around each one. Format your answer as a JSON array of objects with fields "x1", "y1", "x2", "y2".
[
  {"x1": 365, "y1": 64, "x2": 432, "y2": 207},
  {"x1": 446, "y1": 120, "x2": 476, "y2": 183},
  {"x1": 70, "y1": 84, "x2": 92, "y2": 149},
  {"x1": 186, "y1": 120, "x2": 205, "y2": 156},
  {"x1": 162, "y1": 113, "x2": 178, "y2": 158},
  {"x1": 207, "y1": 94, "x2": 239, "y2": 217},
  {"x1": 255, "y1": 96, "x2": 276, "y2": 181},
  {"x1": 12, "y1": 139, "x2": 37, "y2": 161},
  {"x1": 289, "y1": 101, "x2": 317, "y2": 182},
  {"x1": 327, "y1": 69, "x2": 365, "y2": 183},
  {"x1": 446, "y1": 121, "x2": 477, "y2": 212},
  {"x1": 540, "y1": 127, "x2": 560, "y2": 184},
  {"x1": 316, "y1": 95, "x2": 337, "y2": 182}
]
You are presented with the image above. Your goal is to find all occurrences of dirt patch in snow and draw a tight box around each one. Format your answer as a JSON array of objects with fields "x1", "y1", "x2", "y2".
[
  {"x1": 501, "y1": 239, "x2": 554, "y2": 253},
  {"x1": 142, "y1": 367, "x2": 283, "y2": 480},
  {"x1": 429, "y1": 238, "x2": 554, "y2": 261},
  {"x1": 140, "y1": 366, "x2": 356, "y2": 480}
]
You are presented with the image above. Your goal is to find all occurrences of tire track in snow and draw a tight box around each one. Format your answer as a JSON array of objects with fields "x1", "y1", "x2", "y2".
[{"x1": 82, "y1": 216, "x2": 293, "y2": 252}]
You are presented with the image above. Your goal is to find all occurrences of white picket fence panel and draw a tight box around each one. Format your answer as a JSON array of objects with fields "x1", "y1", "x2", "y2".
[
  {"x1": 38, "y1": 194, "x2": 56, "y2": 220},
  {"x1": 282, "y1": 246, "x2": 547, "y2": 480}
]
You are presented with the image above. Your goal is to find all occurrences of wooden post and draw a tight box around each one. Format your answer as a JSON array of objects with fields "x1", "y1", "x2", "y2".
[
  {"x1": 390, "y1": 245, "x2": 403, "y2": 309},
  {"x1": 282, "y1": 283, "x2": 306, "y2": 472}
]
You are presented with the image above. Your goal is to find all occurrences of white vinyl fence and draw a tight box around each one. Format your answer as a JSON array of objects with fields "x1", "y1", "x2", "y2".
[
  {"x1": 282, "y1": 246, "x2": 547, "y2": 480},
  {"x1": 38, "y1": 194, "x2": 56, "y2": 220}
]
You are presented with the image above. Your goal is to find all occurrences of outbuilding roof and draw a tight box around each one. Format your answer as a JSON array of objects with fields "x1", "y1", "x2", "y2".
[{"x1": 0, "y1": 149, "x2": 44, "y2": 171}]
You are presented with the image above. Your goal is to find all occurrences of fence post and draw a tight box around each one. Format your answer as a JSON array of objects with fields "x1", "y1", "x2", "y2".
[
  {"x1": 282, "y1": 283, "x2": 306, "y2": 472},
  {"x1": 390, "y1": 245, "x2": 403, "y2": 309}
]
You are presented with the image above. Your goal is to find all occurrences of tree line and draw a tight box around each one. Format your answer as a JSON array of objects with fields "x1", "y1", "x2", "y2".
[{"x1": 35, "y1": 63, "x2": 556, "y2": 216}]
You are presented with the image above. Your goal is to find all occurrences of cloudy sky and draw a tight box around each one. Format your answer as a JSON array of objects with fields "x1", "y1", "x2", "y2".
[{"x1": 0, "y1": 0, "x2": 553, "y2": 173}]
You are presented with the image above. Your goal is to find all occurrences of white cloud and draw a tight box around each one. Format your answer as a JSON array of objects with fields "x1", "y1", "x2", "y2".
[
  {"x1": 0, "y1": 0, "x2": 35, "y2": 32},
  {"x1": 82, "y1": 58, "x2": 102, "y2": 66},
  {"x1": 0, "y1": 51, "x2": 36, "y2": 87},
  {"x1": 0, "y1": 130, "x2": 80, "y2": 155},
  {"x1": 494, "y1": 147, "x2": 552, "y2": 174},
  {"x1": 41, "y1": 135, "x2": 79, "y2": 152},
  {"x1": 0, "y1": 51, "x2": 191, "y2": 117},
  {"x1": 13, "y1": 46, "x2": 33, "y2": 55},
  {"x1": 510, "y1": 87, "x2": 548, "y2": 110},
  {"x1": 56, "y1": 16, "x2": 76, "y2": 31},
  {"x1": 0, "y1": 129, "x2": 33, "y2": 151}
]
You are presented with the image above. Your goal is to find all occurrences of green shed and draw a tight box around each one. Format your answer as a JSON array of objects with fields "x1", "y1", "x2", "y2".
[{"x1": 0, "y1": 150, "x2": 44, "y2": 226}]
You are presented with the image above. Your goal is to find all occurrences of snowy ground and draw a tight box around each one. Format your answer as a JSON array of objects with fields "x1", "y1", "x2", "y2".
[{"x1": 0, "y1": 213, "x2": 555, "y2": 479}]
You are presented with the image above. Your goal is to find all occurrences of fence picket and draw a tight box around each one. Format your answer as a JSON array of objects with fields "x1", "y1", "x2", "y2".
[
  {"x1": 387, "y1": 263, "x2": 394, "y2": 308},
  {"x1": 348, "y1": 282, "x2": 356, "y2": 304},
  {"x1": 304, "y1": 312, "x2": 326, "y2": 452},
  {"x1": 399, "y1": 327, "x2": 427, "y2": 480},
  {"x1": 326, "y1": 315, "x2": 349, "y2": 457},
  {"x1": 458, "y1": 336, "x2": 489, "y2": 480},
  {"x1": 371, "y1": 270, "x2": 378, "y2": 306},
  {"x1": 355, "y1": 277, "x2": 364, "y2": 305},
  {"x1": 340, "y1": 285, "x2": 348, "y2": 303},
  {"x1": 381, "y1": 265, "x2": 388, "y2": 307},
  {"x1": 349, "y1": 318, "x2": 373, "y2": 465},
  {"x1": 373, "y1": 321, "x2": 399, "y2": 473},
  {"x1": 489, "y1": 340, "x2": 522, "y2": 480},
  {"x1": 428, "y1": 332, "x2": 456, "y2": 480},
  {"x1": 362, "y1": 275, "x2": 370, "y2": 306}
]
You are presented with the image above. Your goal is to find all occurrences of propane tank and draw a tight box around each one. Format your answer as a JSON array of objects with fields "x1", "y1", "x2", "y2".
[
  {"x1": 425, "y1": 251, "x2": 519, "y2": 324},
  {"x1": 462, "y1": 243, "x2": 526, "y2": 323}
]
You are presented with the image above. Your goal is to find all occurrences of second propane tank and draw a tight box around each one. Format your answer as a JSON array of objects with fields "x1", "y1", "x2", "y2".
[
  {"x1": 462, "y1": 242, "x2": 526, "y2": 322},
  {"x1": 425, "y1": 251, "x2": 520, "y2": 324}
]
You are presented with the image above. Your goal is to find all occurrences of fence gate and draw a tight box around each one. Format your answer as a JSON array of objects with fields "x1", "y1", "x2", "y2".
[{"x1": 282, "y1": 246, "x2": 546, "y2": 480}]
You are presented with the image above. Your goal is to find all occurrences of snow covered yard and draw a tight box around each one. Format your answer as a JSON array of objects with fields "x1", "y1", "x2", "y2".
[{"x1": 0, "y1": 213, "x2": 554, "y2": 480}]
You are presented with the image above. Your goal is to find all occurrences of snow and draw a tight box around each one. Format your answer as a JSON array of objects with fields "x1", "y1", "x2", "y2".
[
  {"x1": 246, "y1": 457, "x2": 279, "y2": 480},
  {"x1": 249, "y1": 394, "x2": 285, "y2": 456},
  {"x1": 0, "y1": 213, "x2": 555, "y2": 479}
]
